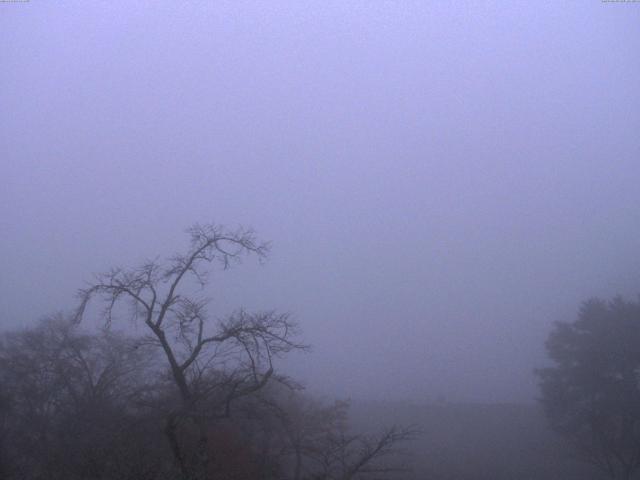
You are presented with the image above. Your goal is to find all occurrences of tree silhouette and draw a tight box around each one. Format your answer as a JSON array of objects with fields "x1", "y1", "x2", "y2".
[
  {"x1": 75, "y1": 223, "x2": 307, "y2": 479},
  {"x1": 537, "y1": 296, "x2": 640, "y2": 480}
]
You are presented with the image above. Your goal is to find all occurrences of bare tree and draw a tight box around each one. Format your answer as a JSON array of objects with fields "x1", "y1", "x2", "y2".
[
  {"x1": 311, "y1": 425, "x2": 418, "y2": 480},
  {"x1": 0, "y1": 315, "x2": 161, "y2": 480},
  {"x1": 74, "y1": 223, "x2": 307, "y2": 479},
  {"x1": 251, "y1": 388, "x2": 418, "y2": 480}
]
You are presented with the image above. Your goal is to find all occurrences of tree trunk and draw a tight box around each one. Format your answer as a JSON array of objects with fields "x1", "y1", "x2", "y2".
[{"x1": 165, "y1": 414, "x2": 190, "y2": 479}]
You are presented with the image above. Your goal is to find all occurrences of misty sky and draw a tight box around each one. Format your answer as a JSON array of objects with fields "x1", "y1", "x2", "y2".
[{"x1": 2, "y1": 1, "x2": 640, "y2": 403}]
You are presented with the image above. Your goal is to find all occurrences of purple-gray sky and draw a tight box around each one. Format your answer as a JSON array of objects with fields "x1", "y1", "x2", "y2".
[{"x1": 2, "y1": 1, "x2": 640, "y2": 403}]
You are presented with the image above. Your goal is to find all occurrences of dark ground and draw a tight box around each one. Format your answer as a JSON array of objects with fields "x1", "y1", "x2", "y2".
[{"x1": 348, "y1": 401, "x2": 601, "y2": 480}]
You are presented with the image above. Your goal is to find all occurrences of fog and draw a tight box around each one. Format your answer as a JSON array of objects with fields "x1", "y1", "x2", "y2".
[{"x1": 2, "y1": 1, "x2": 640, "y2": 406}]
